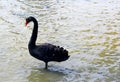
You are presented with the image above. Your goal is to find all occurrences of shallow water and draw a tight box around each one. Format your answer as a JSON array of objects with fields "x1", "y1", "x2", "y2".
[{"x1": 0, "y1": 0, "x2": 120, "y2": 82}]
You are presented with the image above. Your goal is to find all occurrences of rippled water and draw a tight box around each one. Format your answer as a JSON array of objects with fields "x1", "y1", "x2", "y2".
[{"x1": 0, "y1": 0, "x2": 120, "y2": 82}]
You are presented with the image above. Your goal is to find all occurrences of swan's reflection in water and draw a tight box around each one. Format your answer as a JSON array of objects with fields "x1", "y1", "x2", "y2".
[{"x1": 27, "y1": 66, "x2": 73, "y2": 82}]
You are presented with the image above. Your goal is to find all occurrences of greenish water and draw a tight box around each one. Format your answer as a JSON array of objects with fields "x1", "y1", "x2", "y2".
[{"x1": 0, "y1": 0, "x2": 120, "y2": 82}]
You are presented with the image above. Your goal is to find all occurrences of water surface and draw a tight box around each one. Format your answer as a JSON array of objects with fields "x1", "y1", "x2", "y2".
[{"x1": 0, "y1": 0, "x2": 120, "y2": 82}]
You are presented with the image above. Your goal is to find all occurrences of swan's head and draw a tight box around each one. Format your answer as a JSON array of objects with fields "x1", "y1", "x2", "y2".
[{"x1": 25, "y1": 16, "x2": 35, "y2": 26}]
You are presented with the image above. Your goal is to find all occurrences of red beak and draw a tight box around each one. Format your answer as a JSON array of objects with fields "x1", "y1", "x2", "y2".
[{"x1": 25, "y1": 21, "x2": 28, "y2": 26}]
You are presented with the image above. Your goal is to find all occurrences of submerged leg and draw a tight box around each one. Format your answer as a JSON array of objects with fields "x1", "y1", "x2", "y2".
[{"x1": 45, "y1": 62, "x2": 48, "y2": 69}]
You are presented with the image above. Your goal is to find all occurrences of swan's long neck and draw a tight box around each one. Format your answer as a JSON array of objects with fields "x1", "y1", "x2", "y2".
[{"x1": 29, "y1": 18, "x2": 38, "y2": 48}]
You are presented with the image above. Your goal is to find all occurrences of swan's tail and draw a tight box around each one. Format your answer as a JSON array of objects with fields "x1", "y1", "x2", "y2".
[
  {"x1": 43, "y1": 43, "x2": 70, "y2": 62},
  {"x1": 52, "y1": 45, "x2": 70, "y2": 62}
]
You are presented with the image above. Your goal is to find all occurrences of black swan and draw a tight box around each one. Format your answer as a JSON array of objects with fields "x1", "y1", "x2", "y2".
[{"x1": 25, "y1": 16, "x2": 70, "y2": 69}]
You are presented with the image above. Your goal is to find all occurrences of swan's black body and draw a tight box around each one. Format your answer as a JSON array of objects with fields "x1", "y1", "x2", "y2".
[{"x1": 25, "y1": 17, "x2": 69, "y2": 69}]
